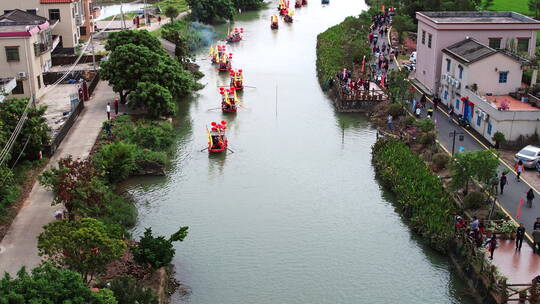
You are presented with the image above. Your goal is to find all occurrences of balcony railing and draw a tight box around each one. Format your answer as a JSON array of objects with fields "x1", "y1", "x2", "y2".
[{"x1": 34, "y1": 42, "x2": 52, "y2": 56}]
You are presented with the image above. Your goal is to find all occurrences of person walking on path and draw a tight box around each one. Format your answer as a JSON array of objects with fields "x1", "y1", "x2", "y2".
[
  {"x1": 516, "y1": 223, "x2": 525, "y2": 250},
  {"x1": 113, "y1": 98, "x2": 119, "y2": 116},
  {"x1": 527, "y1": 188, "x2": 535, "y2": 208},
  {"x1": 533, "y1": 227, "x2": 540, "y2": 254},
  {"x1": 500, "y1": 172, "x2": 508, "y2": 195},
  {"x1": 420, "y1": 94, "x2": 427, "y2": 108},
  {"x1": 534, "y1": 218, "x2": 540, "y2": 230},
  {"x1": 106, "y1": 102, "x2": 111, "y2": 120},
  {"x1": 488, "y1": 233, "x2": 498, "y2": 259},
  {"x1": 427, "y1": 107, "x2": 434, "y2": 119},
  {"x1": 387, "y1": 114, "x2": 393, "y2": 130},
  {"x1": 433, "y1": 95, "x2": 441, "y2": 110},
  {"x1": 415, "y1": 106, "x2": 421, "y2": 118},
  {"x1": 516, "y1": 160, "x2": 524, "y2": 182},
  {"x1": 158, "y1": 16, "x2": 162, "y2": 25}
]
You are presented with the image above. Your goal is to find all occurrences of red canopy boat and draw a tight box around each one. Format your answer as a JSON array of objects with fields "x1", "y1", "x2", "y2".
[
  {"x1": 284, "y1": 9, "x2": 294, "y2": 23},
  {"x1": 220, "y1": 87, "x2": 238, "y2": 113},
  {"x1": 207, "y1": 121, "x2": 228, "y2": 153},
  {"x1": 226, "y1": 27, "x2": 243, "y2": 43},
  {"x1": 271, "y1": 15, "x2": 279, "y2": 29},
  {"x1": 229, "y1": 69, "x2": 244, "y2": 90},
  {"x1": 218, "y1": 52, "x2": 232, "y2": 71}
]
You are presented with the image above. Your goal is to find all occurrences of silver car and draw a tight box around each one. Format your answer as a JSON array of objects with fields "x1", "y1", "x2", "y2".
[{"x1": 514, "y1": 145, "x2": 540, "y2": 168}]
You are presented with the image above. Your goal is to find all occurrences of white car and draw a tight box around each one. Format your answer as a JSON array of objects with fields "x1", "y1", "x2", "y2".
[
  {"x1": 514, "y1": 145, "x2": 540, "y2": 168},
  {"x1": 409, "y1": 51, "x2": 417, "y2": 64}
]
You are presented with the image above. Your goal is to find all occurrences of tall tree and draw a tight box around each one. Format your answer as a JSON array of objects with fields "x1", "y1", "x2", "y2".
[
  {"x1": 133, "y1": 226, "x2": 188, "y2": 269},
  {"x1": 37, "y1": 218, "x2": 126, "y2": 284},
  {"x1": 186, "y1": 0, "x2": 235, "y2": 23},
  {"x1": 450, "y1": 150, "x2": 499, "y2": 194},
  {"x1": 530, "y1": 0, "x2": 540, "y2": 19},
  {"x1": 105, "y1": 30, "x2": 166, "y2": 55},
  {"x1": 391, "y1": 14, "x2": 415, "y2": 44},
  {"x1": 164, "y1": 5, "x2": 180, "y2": 20},
  {"x1": 128, "y1": 82, "x2": 175, "y2": 118}
]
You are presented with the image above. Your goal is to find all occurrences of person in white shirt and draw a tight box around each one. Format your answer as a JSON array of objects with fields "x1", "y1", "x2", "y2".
[{"x1": 106, "y1": 102, "x2": 111, "y2": 120}]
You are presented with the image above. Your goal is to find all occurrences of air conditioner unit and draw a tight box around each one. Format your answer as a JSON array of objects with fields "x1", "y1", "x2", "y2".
[{"x1": 17, "y1": 72, "x2": 27, "y2": 79}]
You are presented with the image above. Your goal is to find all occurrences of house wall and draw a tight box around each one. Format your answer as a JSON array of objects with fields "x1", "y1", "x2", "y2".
[
  {"x1": 415, "y1": 12, "x2": 540, "y2": 94},
  {"x1": 467, "y1": 53, "x2": 523, "y2": 96},
  {"x1": 0, "y1": 34, "x2": 50, "y2": 99}
]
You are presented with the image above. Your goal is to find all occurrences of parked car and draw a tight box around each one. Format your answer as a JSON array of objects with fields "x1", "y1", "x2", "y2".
[{"x1": 514, "y1": 145, "x2": 540, "y2": 168}]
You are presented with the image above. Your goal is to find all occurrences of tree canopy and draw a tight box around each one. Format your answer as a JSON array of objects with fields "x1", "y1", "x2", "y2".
[
  {"x1": 37, "y1": 218, "x2": 126, "y2": 283},
  {"x1": 450, "y1": 149, "x2": 500, "y2": 194},
  {"x1": 133, "y1": 226, "x2": 188, "y2": 269},
  {"x1": 392, "y1": 14, "x2": 415, "y2": 44},
  {"x1": 128, "y1": 82, "x2": 176, "y2": 118},
  {"x1": 186, "y1": 0, "x2": 235, "y2": 23},
  {"x1": 105, "y1": 30, "x2": 166, "y2": 56},
  {"x1": 164, "y1": 5, "x2": 180, "y2": 20}
]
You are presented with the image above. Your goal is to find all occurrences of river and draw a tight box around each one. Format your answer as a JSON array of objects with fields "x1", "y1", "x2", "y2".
[{"x1": 125, "y1": 1, "x2": 476, "y2": 303}]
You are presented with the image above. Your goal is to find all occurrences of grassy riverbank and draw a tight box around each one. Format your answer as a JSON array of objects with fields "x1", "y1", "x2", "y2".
[{"x1": 316, "y1": 12, "x2": 373, "y2": 87}]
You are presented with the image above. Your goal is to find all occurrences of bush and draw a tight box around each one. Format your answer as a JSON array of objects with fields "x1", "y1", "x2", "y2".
[
  {"x1": 414, "y1": 119, "x2": 435, "y2": 132},
  {"x1": 432, "y1": 153, "x2": 450, "y2": 170},
  {"x1": 132, "y1": 122, "x2": 174, "y2": 151},
  {"x1": 387, "y1": 103, "x2": 404, "y2": 117},
  {"x1": 108, "y1": 276, "x2": 158, "y2": 304},
  {"x1": 420, "y1": 131, "x2": 436, "y2": 145},
  {"x1": 463, "y1": 191, "x2": 486, "y2": 210},
  {"x1": 93, "y1": 142, "x2": 138, "y2": 183},
  {"x1": 404, "y1": 115, "x2": 416, "y2": 127},
  {"x1": 133, "y1": 227, "x2": 188, "y2": 269}
]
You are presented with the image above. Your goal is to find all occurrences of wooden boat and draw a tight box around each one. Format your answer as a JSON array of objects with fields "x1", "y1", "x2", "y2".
[
  {"x1": 229, "y1": 69, "x2": 244, "y2": 90},
  {"x1": 218, "y1": 52, "x2": 232, "y2": 71},
  {"x1": 321, "y1": 0, "x2": 329, "y2": 4},
  {"x1": 295, "y1": 0, "x2": 302, "y2": 7},
  {"x1": 226, "y1": 27, "x2": 243, "y2": 43},
  {"x1": 210, "y1": 45, "x2": 226, "y2": 64},
  {"x1": 220, "y1": 87, "x2": 238, "y2": 113},
  {"x1": 278, "y1": 0, "x2": 289, "y2": 15},
  {"x1": 302, "y1": 0, "x2": 307, "y2": 5},
  {"x1": 207, "y1": 121, "x2": 228, "y2": 153},
  {"x1": 271, "y1": 15, "x2": 279, "y2": 29},
  {"x1": 284, "y1": 9, "x2": 294, "y2": 23}
]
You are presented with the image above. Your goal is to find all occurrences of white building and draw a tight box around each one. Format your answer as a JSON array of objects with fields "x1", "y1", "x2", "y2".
[{"x1": 439, "y1": 38, "x2": 540, "y2": 144}]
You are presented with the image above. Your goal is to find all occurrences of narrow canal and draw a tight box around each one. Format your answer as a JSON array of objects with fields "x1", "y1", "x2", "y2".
[{"x1": 126, "y1": 1, "x2": 476, "y2": 303}]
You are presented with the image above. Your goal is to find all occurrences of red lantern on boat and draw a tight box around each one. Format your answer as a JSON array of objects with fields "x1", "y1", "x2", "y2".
[
  {"x1": 211, "y1": 122, "x2": 217, "y2": 126},
  {"x1": 221, "y1": 120, "x2": 227, "y2": 125}
]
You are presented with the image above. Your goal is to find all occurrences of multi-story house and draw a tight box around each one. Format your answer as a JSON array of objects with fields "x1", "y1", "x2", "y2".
[
  {"x1": 439, "y1": 38, "x2": 540, "y2": 144},
  {"x1": 0, "y1": 9, "x2": 57, "y2": 99},
  {"x1": 0, "y1": 0, "x2": 90, "y2": 53},
  {"x1": 415, "y1": 11, "x2": 540, "y2": 95}
]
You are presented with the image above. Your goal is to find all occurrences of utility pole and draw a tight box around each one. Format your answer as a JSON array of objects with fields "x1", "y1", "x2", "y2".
[
  {"x1": 449, "y1": 130, "x2": 465, "y2": 155},
  {"x1": 120, "y1": 2, "x2": 126, "y2": 30},
  {"x1": 144, "y1": 0, "x2": 147, "y2": 27},
  {"x1": 90, "y1": 33, "x2": 96, "y2": 72}
]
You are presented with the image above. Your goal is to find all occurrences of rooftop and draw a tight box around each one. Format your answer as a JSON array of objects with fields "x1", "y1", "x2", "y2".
[
  {"x1": 0, "y1": 9, "x2": 47, "y2": 25},
  {"x1": 443, "y1": 38, "x2": 497, "y2": 65},
  {"x1": 418, "y1": 11, "x2": 540, "y2": 24},
  {"x1": 485, "y1": 95, "x2": 538, "y2": 111}
]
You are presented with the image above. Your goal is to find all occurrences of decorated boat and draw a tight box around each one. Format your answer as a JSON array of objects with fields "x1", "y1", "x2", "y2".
[
  {"x1": 278, "y1": 0, "x2": 289, "y2": 15},
  {"x1": 207, "y1": 121, "x2": 228, "y2": 153},
  {"x1": 226, "y1": 27, "x2": 243, "y2": 43},
  {"x1": 210, "y1": 44, "x2": 226, "y2": 64},
  {"x1": 295, "y1": 0, "x2": 302, "y2": 7},
  {"x1": 271, "y1": 15, "x2": 279, "y2": 29},
  {"x1": 321, "y1": 0, "x2": 329, "y2": 4},
  {"x1": 229, "y1": 69, "x2": 244, "y2": 90},
  {"x1": 284, "y1": 9, "x2": 294, "y2": 23},
  {"x1": 302, "y1": 0, "x2": 307, "y2": 5},
  {"x1": 218, "y1": 52, "x2": 232, "y2": 71},
  {"x1": 220, "y1": 87, "x2": 239, "y2": 113}
]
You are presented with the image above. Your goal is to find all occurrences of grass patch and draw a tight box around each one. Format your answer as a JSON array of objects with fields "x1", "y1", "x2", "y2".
[
  {"x1": 101, "y1": 11, "x2": 139, "y2": 21},
  {"x1": 488, "y1": 0, "x2": 532, "y2": 16},
  {"x1": 151, "y1": 0, "x2": 189, "y2": 13}
]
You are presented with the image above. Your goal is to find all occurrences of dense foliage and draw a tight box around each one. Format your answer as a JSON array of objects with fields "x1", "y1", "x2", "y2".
[
  {"x1": 108, "y1": 276, "x2": 158, "y2": 304},
  {"x1": 372, "y1": 138, "x2": 456, "y2": 252},
  {"x1": 186, "y1": 0, "x2": 235, "y2": 23},
  {"x1": 128, "y1": 82, "x2": 176, "y2": 118},
  {"x1": 133, "y1": 226, "x2": 188, "y2": 269},
  {"x1": 449, "y1": 150, "x2": 500, "y2": 194},
  {"x1": 93, "y1": 142, "x2": 139, "y2": 183},
  {"x1": 105, "y1": 30, "x2": 166, "y2": 55},
  {"x1": 316, "y1": 13, "x2": 372, "y2": 86},
  {"x1": 37, "y1": 218, "x2": 126, "y2": 283},
  {"x1": 160, "y1": 20, "x2": 205, "y2": 61}
]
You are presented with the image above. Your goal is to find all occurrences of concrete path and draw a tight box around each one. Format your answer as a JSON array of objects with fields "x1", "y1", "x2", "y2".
[{"x1": 0, "y1": 81, "x2": 115, "y2": 275}]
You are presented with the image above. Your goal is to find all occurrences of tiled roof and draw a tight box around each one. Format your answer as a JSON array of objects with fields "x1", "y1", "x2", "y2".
[
  {"x1": 40, "y1": 0, "x2": 74, "y2": 3},
  {"x1": 442, "y1": 38, "x2": 497, "y2": 65},
  {"x1": 0, "y1": 9, "x2": 47, "y2": 25}
]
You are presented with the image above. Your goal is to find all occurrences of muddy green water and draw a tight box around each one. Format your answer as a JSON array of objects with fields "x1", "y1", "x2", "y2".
[{"x1": 126, "y1": 1, "x2": 476, "y2": 303}]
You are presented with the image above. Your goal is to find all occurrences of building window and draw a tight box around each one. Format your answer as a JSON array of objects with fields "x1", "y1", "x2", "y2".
[
  {"x1": 422, "y1": 30, "x2": 426, "y2": 44},
  {"x1": 5, "y1": 46, "x2": 20, "y2": 62},
  {"x1": 517, "y1": 38, "x2": 530, "y2": 53},
  {"x1": 476, "y1": 115, "x2": 481, "y2": 126},
  {"x1": 458, "y1": 65, "x2": 463, "y2": 79},
  {"x1": 446, "y1": 59, "x2": 451, "y2": 72},
  {"x1": 428, "y1": 33, "x2": 432, "y2": 48},
  {"x1": 499, "y1": 71, "x2": 508, "y2": 83},
  {"x1": 12, "y1": 80, "x2": 24, "y2": 94},
  {"x1": 49, "y1": 9, "x2": 60, "y2": 21},
  {"x1": 80, "y1": 26, "x2": 87, "y2": 36},
  {"x1": 444, "y1": 90, "x2": 448, "y2": 100},
  {"x1": 455, "y1": 99, "x2": 460, "y2": 110},
  {"x1": 487, "y1": 123, "x2": 492, "y2": 135},
  {"x1": 26, "y1": 9, "x2": 37, "y2": 15},
  {"x1": 489, "y1": 38, "x2": 501, "y2": 49},
  {"x1": 37, "y1": 75, "x2": 41, "y2": 89}
]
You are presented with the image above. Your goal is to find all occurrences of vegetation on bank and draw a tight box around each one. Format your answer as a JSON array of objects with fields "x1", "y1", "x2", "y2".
[
  {"x1": 372, "y1": 138, "x2": 456, "y2": 251},
  {"x1": 186, "y1": 0, "x2": 264, "y2": 23},
  {"x1": 316, "y1": 12, "x2": 373, "y2": 87}
]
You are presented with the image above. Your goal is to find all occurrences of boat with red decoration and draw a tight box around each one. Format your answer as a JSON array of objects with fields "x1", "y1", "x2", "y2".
[
  {"x1": 220, "y1": 87, "x2": 239, "y2": 113},
  {"x1": 278, "y1": 0, "x2": 289, "y2": 15},
  {"x1": 284, "y1": 9, "x2": 294, "y2": 23},
  {"x1": 302, "y1": 0, "x2": 307, "y2": 5},
  {"x1": 209, "y1": 44, "x2": 226, "y2": 64},
  {"x1": 271, "y1": 15, "x2": 279, "y2": 29},
  {"x1": 229, "y1": 69, "x2": 244, "y2": 90},
  {"x1": 295, "y1": 0, "x2": 302, "y2": 7},
  {"x1": 207, "y1": 121, "x2": 228, "y2": 153},
  {"x1": 226, "y1": 27, "x2": 243, "y2": 43},
  {"x1": 218, "y1": 52, "x2": 232, "y2": 71}
]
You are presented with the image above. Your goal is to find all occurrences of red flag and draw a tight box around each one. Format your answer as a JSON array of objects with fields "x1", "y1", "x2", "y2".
[
  {"x1": 517, "y1": 198, "x2": 524, "y2": 218},
  {"x1": 361, "y1": 56, "x2": 366, "y2": 73}
]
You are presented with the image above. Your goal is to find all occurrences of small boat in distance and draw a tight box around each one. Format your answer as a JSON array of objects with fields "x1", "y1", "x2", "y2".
[
  {"x1": 218, "y1": 52, "x2": 232, "y2": 71},
  {"x1": 207, "y1": 121, "x2": 228, "y2": 153},
  {"x1": 284, "y1": 9, "x2": 294, "y2": 23},
  {"x1": 220, "y1": 87, "x2": 239, "y2": 113},
  {"x1": 229, "y1": 69, "x2": 244, "y2": 90},
  {"x1": 226, "y1": 27, "x2": 243, "y2": 43},
  {"x1": 271, "y1": 15, "x2": 279, "y2": 29}
]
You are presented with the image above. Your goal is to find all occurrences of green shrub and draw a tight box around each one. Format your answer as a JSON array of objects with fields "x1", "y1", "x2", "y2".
[
  {"x1": 463, "y1": 191, "x2": 486, "y2": 210},
  {"x1": 404, "y1": 115, "x2": 416, "y2": 126},
  {"x1": 133, "y1": 226, "x2": 188, "y2": 269},
  {"x1": 93, "y1": 142, "x2": 138, "y2": 183},
  {"x1": 108, "y1": 276, "x2": 158, "y2": 304},
  {"x1": 135, "y1": 148, "x2": 168, "y2": 167},
  {"x1": 387, "y1": 103, "x2": 404, "y2": 117},
  {"x1": 420, "y1": 131, "x2": 436, "y2": 145},
  {"x1": 132, "y1": 121, "x2": 174, "y2": 151},
  {"x1": 372, "y1": 138, "x2": 456, "y2": 252},
  {"x1": 414, "y1": 119, "x2": 435, "y2": 132},
  {"x1": 432, "y1": 153, "x2": 450, "y2": 170}
]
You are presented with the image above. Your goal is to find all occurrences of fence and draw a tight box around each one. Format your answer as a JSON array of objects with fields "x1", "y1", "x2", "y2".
[
  {"x1": 333, "y1": 79, "x2": 387, "y2": 112},
  {"x1": 45, "y1": 99, "x2": 84, "y2": 155}
]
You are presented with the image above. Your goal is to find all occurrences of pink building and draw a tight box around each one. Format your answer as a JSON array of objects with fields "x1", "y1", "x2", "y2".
[{"x1": 415, "y1": 11, "x2": 540, "y2": 95}]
